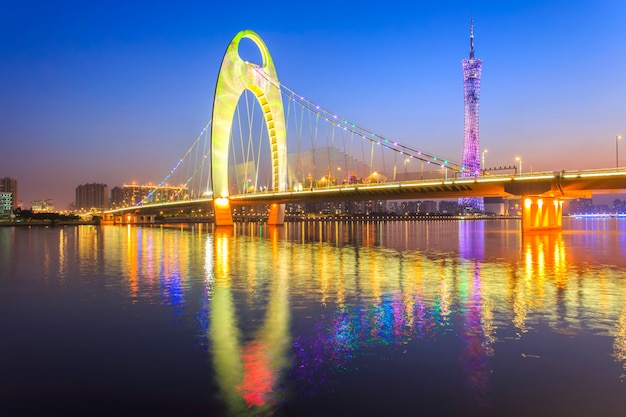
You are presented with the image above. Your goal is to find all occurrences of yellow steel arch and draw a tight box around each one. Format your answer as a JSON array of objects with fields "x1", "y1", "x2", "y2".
[{"x1": 211, "y1": 30, "x2": 287, "y2": 226}]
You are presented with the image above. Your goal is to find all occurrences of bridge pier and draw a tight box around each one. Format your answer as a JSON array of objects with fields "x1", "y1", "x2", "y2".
[
  {"x1": 108, "y1": 213, "x2": 157, "y2": 225},
  {"x1": 268, "y1": 203, "x2": 285, "y2": 225},
  {"x1": 214, "y1": 197, "x2": 234, "y2": 226},
  {"x1": 521, "y1": 196, "x2": 563, "y2": 232},
  {"x1": 101, "y1": 212, "x2": 115, "y2": 225}
]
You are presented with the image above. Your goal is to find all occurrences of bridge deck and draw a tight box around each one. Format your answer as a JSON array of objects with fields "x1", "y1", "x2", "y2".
[{"x1": 104, "y1": 168, "x2": 626, "y2": 215}]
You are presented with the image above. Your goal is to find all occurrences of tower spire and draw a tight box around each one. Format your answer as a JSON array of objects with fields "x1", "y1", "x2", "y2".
[
  {"x1": 469, "y1": 16, "x2": 475, "y2": 59},
  {"x1": 460, "y1": 16, "x2": 483, "y2": 211}
]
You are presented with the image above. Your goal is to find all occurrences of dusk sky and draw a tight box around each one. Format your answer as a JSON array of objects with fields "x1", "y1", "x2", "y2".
[{"x1": 1, "y1": 1, "x2": 625, "y2": 209}]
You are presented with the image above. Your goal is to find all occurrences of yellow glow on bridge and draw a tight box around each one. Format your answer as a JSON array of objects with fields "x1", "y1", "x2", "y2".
[{"x1": 211, "y1": 30, "x2": 287, "y2": 226}]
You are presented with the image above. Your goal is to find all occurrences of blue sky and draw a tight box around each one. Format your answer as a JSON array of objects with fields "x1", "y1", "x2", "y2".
[{"x1": 1, "y1": 0, "x2": 625, "y2": 208}]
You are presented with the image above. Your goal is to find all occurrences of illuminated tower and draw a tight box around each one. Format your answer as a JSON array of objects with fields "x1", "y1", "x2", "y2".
[{"x1": 459, "y1": 18, "x2": 484, "y2": 212}]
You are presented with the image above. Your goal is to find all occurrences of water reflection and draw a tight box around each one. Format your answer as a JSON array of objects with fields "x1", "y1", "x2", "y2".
[
  {"x1": 1, "y1": 220, "x2": 625, "y2": 415},
  {"x1": 275, "y1": 220, "x2": 626, "y2": 407},
  {"x1": 615, "y1": 305, "x2": 626, "y2": 381},
  {"x1": 207, "y1": 226, "x2": 291, "y2": 416}
]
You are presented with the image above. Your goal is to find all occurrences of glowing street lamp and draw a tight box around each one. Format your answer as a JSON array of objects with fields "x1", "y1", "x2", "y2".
[
  {"x1": 515, "y1": 157, "x2": 522, "y2": 175},
  {"x1": 617, "y1": 135, "x2": 622, "y2": 168}
]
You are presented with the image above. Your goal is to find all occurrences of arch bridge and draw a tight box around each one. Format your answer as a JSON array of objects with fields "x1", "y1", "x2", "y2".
[{"x1": 103, "y1": 30, "x2": 626, "y2": 233}]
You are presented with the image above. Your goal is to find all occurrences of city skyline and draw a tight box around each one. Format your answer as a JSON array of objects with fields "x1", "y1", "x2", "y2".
[{"x1": 1, "y1": 1, "x2": 625, "y2": 208}]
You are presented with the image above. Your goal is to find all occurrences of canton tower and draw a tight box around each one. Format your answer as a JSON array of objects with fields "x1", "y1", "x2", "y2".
[{"x1": 459, "y1": 18, "x2": 484, "y2": 212}]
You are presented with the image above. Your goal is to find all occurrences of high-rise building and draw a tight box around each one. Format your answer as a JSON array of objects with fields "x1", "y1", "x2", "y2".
[
  {"x1": 76, "y1": 183, "x2": 109, "y2": 211},
  {"x1": 110, "y1": 186, "x2": 125, "y2": 209},
  {"x1": 0, "y1": 192, "x2": 12, "y2": 215},
  {"x1": 0, "y1": 177, "x2": 18, "y2": 210},
  {"x1": 459, "y1": 18, "x2": 484, "y2": 212}
]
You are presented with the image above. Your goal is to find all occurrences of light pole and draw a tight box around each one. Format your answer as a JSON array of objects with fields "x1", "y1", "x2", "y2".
[
  {"x1": 481, "y1": 149, "x2": 488, "y2": 173},
  {"x1": 404, "y1": 158, "x2": 410, "y2": 179},
  {"x1": 516, "y1": 157, "x2": 522, "y2": 175},
  {"x1": 617, "y1": 135, "x2": 622, "y2": 168}
]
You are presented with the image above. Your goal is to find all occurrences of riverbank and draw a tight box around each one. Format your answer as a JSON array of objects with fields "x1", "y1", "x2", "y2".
[
  {"x1": 3, "y1": 215, "x2": 523, "y2": 227},
  {"x1": 0, "y1": 220, "x2": 100, "y2": 227}
]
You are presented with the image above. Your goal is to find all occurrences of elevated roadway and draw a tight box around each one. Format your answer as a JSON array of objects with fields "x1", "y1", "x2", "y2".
[{"x1": 103, "y1": 168, "x2": 626, "y2": 232}]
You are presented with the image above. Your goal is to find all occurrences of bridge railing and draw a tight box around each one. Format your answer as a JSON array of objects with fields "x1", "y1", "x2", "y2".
[{"x1": 104, "y1": 167, "x2": 626, "y2": 214}]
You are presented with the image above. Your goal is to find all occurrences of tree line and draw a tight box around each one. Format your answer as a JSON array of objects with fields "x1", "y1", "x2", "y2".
[{"x1": 13, "y1": 208, "x2": 81, "y2": 222}]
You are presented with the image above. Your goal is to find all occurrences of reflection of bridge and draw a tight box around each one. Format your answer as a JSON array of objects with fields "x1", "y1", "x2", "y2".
[{"x1": 102, "y1": 30, "x2": 626, "y2": 232}]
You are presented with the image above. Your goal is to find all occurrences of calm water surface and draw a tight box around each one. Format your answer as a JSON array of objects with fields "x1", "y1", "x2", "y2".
[{"x1": 1, "y1": 219, "x2": 626, "y2": 416}]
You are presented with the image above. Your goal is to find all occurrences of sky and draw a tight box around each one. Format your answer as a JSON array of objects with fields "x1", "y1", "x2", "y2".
[{"x1": 1, "y1": 0, "x2": 625, "y2": 209}]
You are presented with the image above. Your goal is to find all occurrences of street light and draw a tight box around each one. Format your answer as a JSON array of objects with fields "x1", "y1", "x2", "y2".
[
  {"x1": 617, "y1": 135, "x2": 622, "y2": 168},
  {"x1": 515, "y1": 157, "x2": 522, "y2": 175},
  {"x1": 482, "y1": 149, "x2": 488, "y2": 173},
  {"x1": 404, "y1": 158, "x2": 410, "y2": 179}
]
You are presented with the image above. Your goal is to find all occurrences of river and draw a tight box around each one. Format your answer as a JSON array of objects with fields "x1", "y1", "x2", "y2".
[{"x1": 1, "y1": 218, "x2": 625, "y2": 416}]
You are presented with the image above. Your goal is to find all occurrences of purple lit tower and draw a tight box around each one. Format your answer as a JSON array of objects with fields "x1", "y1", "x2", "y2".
[{"x1": 459, "y1": 18, "x2": 484, "y2": 212}]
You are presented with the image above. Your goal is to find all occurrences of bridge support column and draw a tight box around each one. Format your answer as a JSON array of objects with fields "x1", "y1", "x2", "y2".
[
  {"x1": 214, "y1": 197, "x2": 234, "y2": 226},
  {"x1": 521, "y1": 196, "x2": 563, "y2": 232},
  {"x1": 101, "y1": 212, "x2": 115, "y2": 225},
  {"x1": 268, "y1": 203, "x2": 285, "y2": 225},
  {"x1": 136, "y1": 214, "x2": 156, "y2": 224}
]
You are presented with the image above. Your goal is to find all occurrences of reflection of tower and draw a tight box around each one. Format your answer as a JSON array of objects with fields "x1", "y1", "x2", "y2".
[{"x1": 459, "y1": 18, "x2": 484, "y2": 212}]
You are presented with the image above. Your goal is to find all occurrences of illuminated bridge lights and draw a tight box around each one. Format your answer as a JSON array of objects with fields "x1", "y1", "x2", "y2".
[
  {"x1": 400, "y1": 181, "x2": 445, "y2": 187},
  {"x1": 511, "y1": 174, "x2": 555, "y2": 181},
  {"x1": 475, "y1": 177, "x2": 513, "y2": 184},
  {"x1": 102, "y1": 30, "x2": 626, "y2": 230},
  {"x1": 104, "y1": 168, "x2": 626, "y2": 227},
  {"x1": 564, "y1": 170, "x2": 626, "y2": 179},
  {"x1": 357, "y1": 183, "x2": 402, "y2": 191}
]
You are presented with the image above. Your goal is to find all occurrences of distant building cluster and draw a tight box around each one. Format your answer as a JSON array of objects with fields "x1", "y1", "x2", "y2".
[
  {"x1": 0, "y1": 176, "x2": 60, "y2": 215},
  {"x1": 110, "y1": 184, "x2": 188, "y2": 208},
  {"x1": 565, "y1": 198, "x2": 626, "y2": 215},
  {"x1": 280, "y1": 197, "x2": 508, "y2": 217},
  {"x1": 0, "y1": 176, "x2": 197, "y2": 219},
  {"x1": 31, "y1": 199, "x2": 55, "y2": 212},
  {"x1": 72, "y1": 183, "x2": 189, "y2": 212}
]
